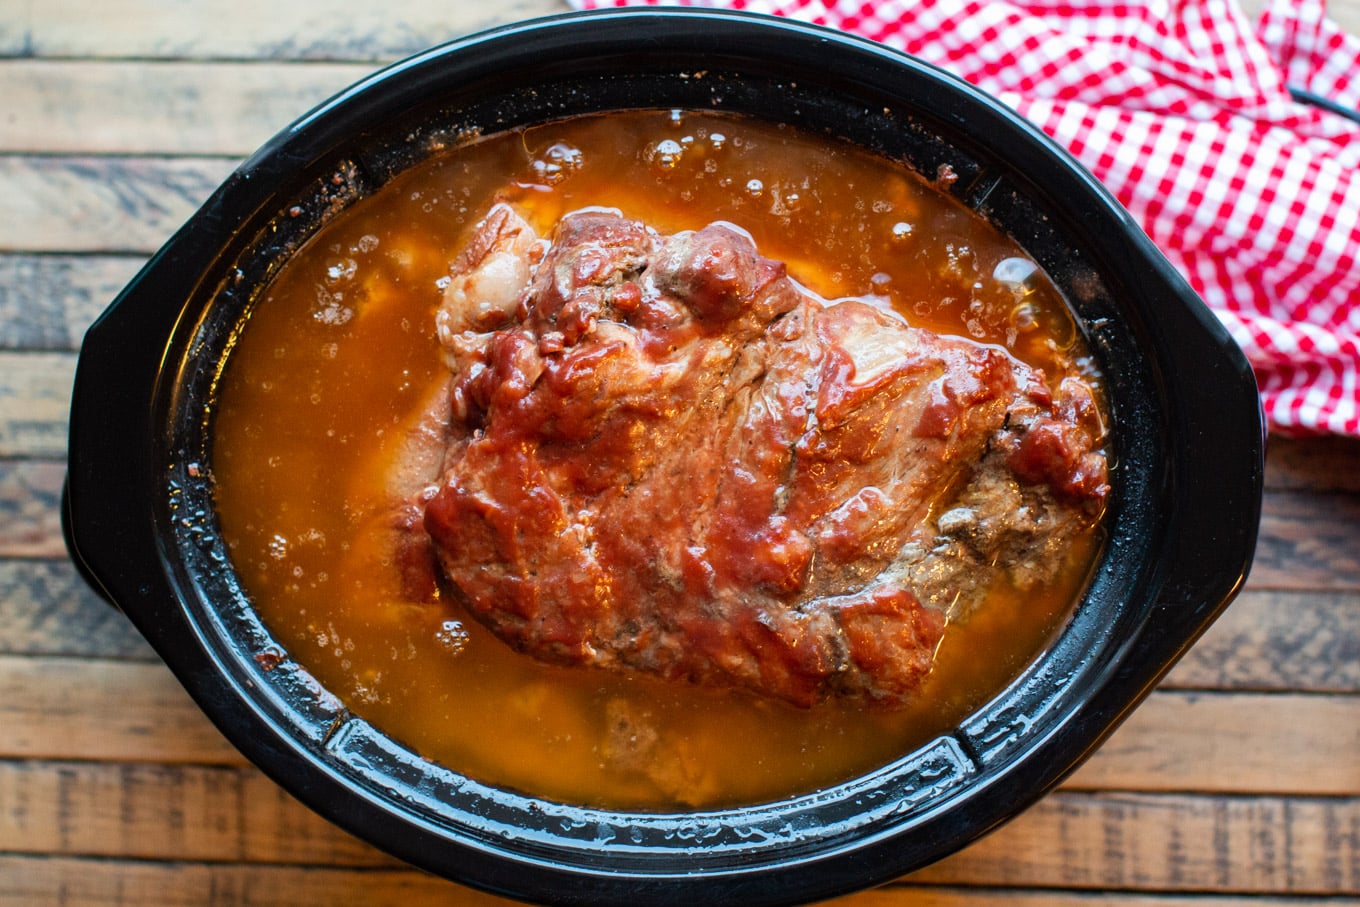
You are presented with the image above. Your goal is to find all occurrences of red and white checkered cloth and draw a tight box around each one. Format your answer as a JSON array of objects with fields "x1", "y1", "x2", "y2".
[{"x1": 568, "y1": 0, "x2": 1360, "y2": 436}]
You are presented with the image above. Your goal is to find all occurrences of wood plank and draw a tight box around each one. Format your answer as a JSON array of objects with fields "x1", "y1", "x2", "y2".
[
  {"x1": 1, "y1": 761, "x2": 1355, "y2": 895},
  {"x1": 915, "y1": 791, "x2": 1360, "y2": 894},
  {"x1": 0, "y1": 255, "x2": 142, "y2": 352},
  {"x1": 1, "y1": 0, "x2": 570, "y2": 61},
  {"x1": 0, "y1": 60, "x2": 370, "y2": 156},
  {"x1": 0, "y1": 156, "x2": 236, "y2": 254},
  {"x1": 0, "y1": 560, "x2": 153, "y2": 659},
  {"x1": 0, "y1": 656, "x2": 243, "y2": 765},
  {"x1": 0, "y1": 860, "x2": 1356, "y2": 907},
  {"x1": 1266, "y1": 436, "x2": 1360, "y2": 494},
  {"x1": 0, "y1": 461, "x2": 67, "y2": 557},
  {"x1": 4, "y1": 654, "x2": 1356, "y2": 795},
  {"x1": 0, "y1": 761, "x2": 391, "y2": 867},
  {"x1": 1162, "y1": 589, "x2": 1360, "y2": 693},
  {"x1": 1250, "y1": 489, "x2": 1360, "y2": 591},
  {"x1": 1064, "y1": 691, "x2": 1360, "y2": 795},
  {"x1": 0, "y1": 353, "x2": 71, "y2": 459},
  {"x1": 0, "y1": 856, "x2": 504, "y2": 907}
]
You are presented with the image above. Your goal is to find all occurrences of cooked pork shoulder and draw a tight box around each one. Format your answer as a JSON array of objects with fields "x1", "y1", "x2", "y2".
[{"x1": 417, "y1": 203, "x2": 1107, "y2": 707}]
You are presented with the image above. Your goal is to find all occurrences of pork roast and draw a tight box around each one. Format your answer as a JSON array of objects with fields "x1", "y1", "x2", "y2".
[{"x1": 415, "y1": 204, "x2": 1108, "y2": 707}]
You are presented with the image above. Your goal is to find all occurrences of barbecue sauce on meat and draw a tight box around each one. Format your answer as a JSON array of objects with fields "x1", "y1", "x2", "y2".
[{"x1": 421, "y1": 206, "x2": 1106, "y2": 708}]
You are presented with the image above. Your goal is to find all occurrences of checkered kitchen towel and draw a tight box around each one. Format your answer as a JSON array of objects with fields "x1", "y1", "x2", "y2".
[{"x1": 569, "y1": 0, "x2": 1360, "y2": 436}]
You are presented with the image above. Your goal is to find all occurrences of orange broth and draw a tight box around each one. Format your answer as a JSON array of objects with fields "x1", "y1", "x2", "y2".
[{"x1": 212, "y1": 110, "x2": 1105, "y2": 810}]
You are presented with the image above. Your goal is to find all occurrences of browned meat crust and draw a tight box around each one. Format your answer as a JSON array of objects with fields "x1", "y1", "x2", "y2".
[{"x1": 420, "y1": 205, "x2": 1108, "y2": 707}]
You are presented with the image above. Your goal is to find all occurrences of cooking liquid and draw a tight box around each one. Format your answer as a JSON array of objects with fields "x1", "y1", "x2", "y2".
[{"x1": 212, "y1": 110, "x2": 1104, "y2": 809}]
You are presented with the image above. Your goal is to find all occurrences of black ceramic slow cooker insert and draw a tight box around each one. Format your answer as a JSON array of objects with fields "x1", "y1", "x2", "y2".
[{"x1": 63, "y1": 9, "x2": 1265, "y2": 906}]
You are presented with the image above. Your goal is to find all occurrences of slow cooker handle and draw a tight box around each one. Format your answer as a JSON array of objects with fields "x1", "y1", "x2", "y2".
[
  {"x1": 62, "y1": 223, "x2": 228, "y2": 622},
  {"x1": 61, "y1": 478, "x2": 115, "y2": 608}
]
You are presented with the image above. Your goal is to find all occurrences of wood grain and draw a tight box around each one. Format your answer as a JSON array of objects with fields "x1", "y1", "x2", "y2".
[
  {"x1": 0, "y1": 560, "x2": 152, "y2": 659},
  {"x1": 0, "y1": 856, "x2": 514, "y2": 907},
  {"x1": 1164, "y1": 589, "x2": 1360, "y2": 692},
  {"x1": 0, "y1": 0, "x2": 571, "y2": 60},
  {"x1": 2, "y1": 859, "x2": 1355, "y2": 907},
  {"x1": 0, "y1": 255, "x2": 143, "y2": 352},
  {"x1": 0, "y1": 657, "x2": 242, "y2": 765},
  {"x1": 1, "y1": 759, "x2": 1355, "y2": 895},
  {"x1": 1064, "y1": 691, "x2": 1360, "y2": 795},
  {"x1": 0, "y1": 157, "x2": 235, "y2": 254},
  {"x1": 0, "y1": 356, "x2": 71, "y2": 459},
  {"x1": 0, "y1": 462, "x2": 67, "y2": 557},
  {"x1": 1265, "y1": 436, "x2": 1360, "y2": 493},
  {"x1": 1251, "y1": 489, "x2": 1360, "y2": 590},
  {"x1": 0, "y1": 60, "x2": 370, "y2": 156},
  {"x1": 0, "y1": 761, "x2": 390, "y2": 867},
  {"x1": 917, "y1": 791, "x2": 1360, "y2": 893}
]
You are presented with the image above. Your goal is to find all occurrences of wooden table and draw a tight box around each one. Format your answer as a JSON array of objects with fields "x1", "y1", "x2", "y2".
[{"x1": 2, "y1": 1, "x2": 1357, "y2": 904}]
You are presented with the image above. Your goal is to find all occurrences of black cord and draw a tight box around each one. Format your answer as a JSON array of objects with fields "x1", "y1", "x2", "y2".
[{"x1": 1289, "y1": 85, "x2": 1360, "y2": 124}]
